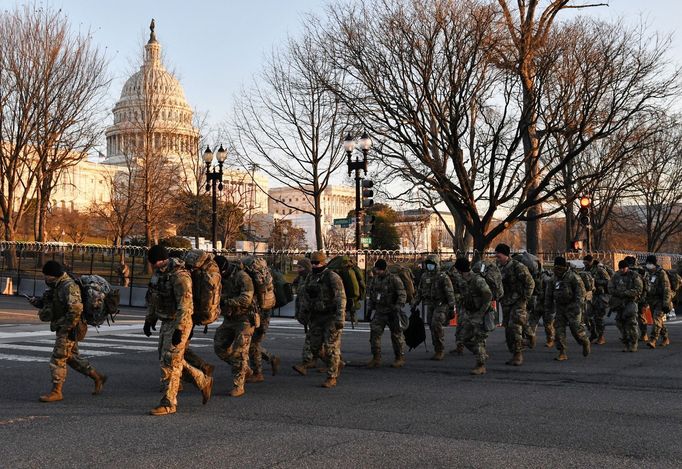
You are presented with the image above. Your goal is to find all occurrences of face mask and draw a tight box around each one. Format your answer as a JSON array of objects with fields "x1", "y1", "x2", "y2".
[
  {"x1": 45, "y1": 280, "x2": 57, "y2": 288},
  {"x1": 426, "y1": 264, "x2": 436, "y2": 272},
  {"x1": 553, "y1": 266, "x2": 567, "y2": 277},
  {"x1": 646, "y1": 263, "x2": 655, "y2": 271},
  {"x1": 312, "y1": 266, "x2": 325, "y2": 274}
]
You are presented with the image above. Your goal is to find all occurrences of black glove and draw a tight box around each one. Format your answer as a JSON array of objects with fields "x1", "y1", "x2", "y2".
[
  {"x1": 143, "y1": 320, "x2": 156, "y2": 337},
  {"x1": 172, "y1": 329, "x2": 182, "y2": 346},
  {"x1": 410, "y1": 305, "x2": 418, "y2": 315},
  {"x1": 67, "y1": 327, "x2": 78, "y2": 341}
]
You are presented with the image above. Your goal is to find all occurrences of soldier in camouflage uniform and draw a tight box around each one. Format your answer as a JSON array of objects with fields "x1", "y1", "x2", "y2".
[
  {"x1": 625, "y1": 256, "x2": 649, "y2": 342},
  {"x1": 454, "y1": 258, "x2": 493, "y2": 375},
  {"x1": 526, "y1": 270, "x2": 555, "y2": 348},
  {"x1": 293, "y1": 258, "x2": 317, "y2": 369},
  {"x1": 31, "y1": 261, "x2": 107, "y2": 402},
  {"x1": 583, "y1": 255, "x2": 611, "y2": 345},
  {"x1": 411, "y1": 255, "x2": 456, "y2": 361},
  {"x1": 213, "y1": 259, "x2": 257, "y2": 397},
  {"x1": 144, "y1": 245, "x2": 213, "y2": 416},
  {"x1": 609, "y1": 260, "x2": 644, "y2": 352},
  {"x1": 643, "y1": 255, "x2": 673, "y2": 349},
  {"x1": 248, "y1": 304, "x2": 281, "y2": 383},
  {"x1": 495, "y1": 244, "x2": 535, "y2": 366},
  {"x1": 292, "y1": 251, "x2": 346, "y2": 388},
  {"x1": 366, "y1": 259, "x2": 407, "y2": 369},
  {"x1": 544, "y1": 257, "x2": 590, "y2": 361}
]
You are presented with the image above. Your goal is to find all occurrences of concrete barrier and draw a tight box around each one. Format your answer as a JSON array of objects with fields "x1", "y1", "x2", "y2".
[{"x1": 0, "y1": 277, "x2": 12, "y2": 295}]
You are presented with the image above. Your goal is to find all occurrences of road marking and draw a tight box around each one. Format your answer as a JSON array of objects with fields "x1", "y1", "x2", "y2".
[
  {"x1": 0, "y1": 344, "x2": 118, "y2": 356},
  {"x1": 0, "y1": 353, "x2": 47, "y2": 362},
  {"x1": 34, "y1": 339, "x2": 157, "y2": 352}
]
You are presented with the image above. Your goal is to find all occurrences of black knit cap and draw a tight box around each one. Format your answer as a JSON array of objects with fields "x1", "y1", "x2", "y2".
[
  {"x1": 495, "y1": 243, "x2": 511, "y2": 257},
  {"x1": 374, "y1": 259, "x2": 387, "y2": 271},
  {"x1": 583, "y1": 255, "x2": 593, "y2": 262},
  {"x1": 554, "y1": 256, "x2": 567, "y2": 267},
  {"x1": 618, "y1": 260, "x2": 628, "y2": 270},
  {"x1": 645, "y1": 254, "x2": 657, "y2": 265},
  {"x1": 42, "y1": 260, "x2": 64, "y2": 277},
  {"x1": 147, "y1": 245, "x2": 169, "y2": 264},
  {"x1": 214, "y1": 255, "x2": 229, "y2": 272},
  {"x1": 455, "y1": 257, "x2": 470, "y2": 272}
]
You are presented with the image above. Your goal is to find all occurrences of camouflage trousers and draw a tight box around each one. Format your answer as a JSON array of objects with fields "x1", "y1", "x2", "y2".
[
  {"x1": 309, "y1": 315, "x2": 342, "y2": 379},
  {"x1": 249, "y1": 314, "x2": 273, "y2": 375},
  {"x1": 649, "y1": 307, "x2": 669, "y2": 342},
  {"x1": 458, "y1": 315, "x2": 488, "y2": 365},
  {"x1": 525, "y1": 296, "x2": 554, "y2": 342},
  {"x1": 347, "y1": 302, "x2": 358, "y2": 325},
  {"x1": 427, "y1": 305, "x2": 449, "y2": 354},
  {"x1": 637, "y1": 303, "x2": 648, "y2": 337},
  {"x1": 213, "y1": 317, "x2": 254, "y2": 389},
  {"x1": 370, "y1": 310, "x2": 405, "y2": 358},
  {"x1": 554, "y1": 306, "x2": 588, "y2": 352},
  {"x1": 158, "y1": 315, "x2": 210, "y2": 407},
  {"x1": 586, "y1": 295, "x2": 609, "y2": 340},
  {"x1": 615, "y1": 302, "x2": 640, "y2": 347},
  {"x1": 183, "y1": 345, "x2": 210, "y2": 381},
  {"x1": 501, "y1": 301, "x2": 528, "y2": 354},
  {"x1": 49, "y1": 330, "x2": 94, "y2": 385}
]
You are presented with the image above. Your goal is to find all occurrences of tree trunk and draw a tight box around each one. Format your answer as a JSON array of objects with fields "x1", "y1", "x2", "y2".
[
  {"x1": 521, "y1": 82, "x2": 542, "y2": 254},
  {"x1": 3, "y1": 224, "x2": 18, "y2": 270},
  {"x1": 565, "y1": 209, "x2": 574, "y2": 251},
  {"x1": 314, "y1": 193, "x2": 324, "y2": 250}
]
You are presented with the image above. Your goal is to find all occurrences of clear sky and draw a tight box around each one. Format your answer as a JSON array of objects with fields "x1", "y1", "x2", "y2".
[{"x1": 2, "y1": 0, "x2": 680, "y2": 134}]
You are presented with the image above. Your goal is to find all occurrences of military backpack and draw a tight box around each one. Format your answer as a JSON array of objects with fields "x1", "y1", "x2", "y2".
[
  {"x1": 190, "y1": 256, "x2": 222, "y2": 326},
  {"x1": 327, "y1": 256, "x2": 363, "y2": 305},
  {"x1": 388, "y1": 264, "x2": 415, "y2": 304},
  {"x1": 243, "y1": 256, "x2": 276, "y2": 311},
  {"x1": 271, "y1": 268, "x2": 294, "y2": 308},
  {"x1": 666, "y1": 270, "x2": 681, "y2": 294},
  {"x1": 579, "y1": 270, "x2": 595, "y2": 293},
  {"x1": 472, "y1": 260, "x2": 504, "y2": 300},
  {"x1": 76, "y1": 275, "x2": 119, "y2": 327}
]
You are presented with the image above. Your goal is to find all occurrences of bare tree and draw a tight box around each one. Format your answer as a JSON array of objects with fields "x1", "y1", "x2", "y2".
[
  {"x1": 232, "y1": 31, "x2": 346, "y2": 249},
  {"x1": 323, "y1": 226, "x2": 354, "y2": 251}
]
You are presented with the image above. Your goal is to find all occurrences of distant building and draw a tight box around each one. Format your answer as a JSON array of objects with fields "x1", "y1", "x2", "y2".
[{"x1": 395, "y1": 209, "x2": 457, "y2": 252}]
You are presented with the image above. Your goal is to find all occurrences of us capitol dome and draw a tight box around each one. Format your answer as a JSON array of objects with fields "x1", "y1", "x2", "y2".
[{"x1": 104, "y1": 20, "x2": 198, "y2": 165}]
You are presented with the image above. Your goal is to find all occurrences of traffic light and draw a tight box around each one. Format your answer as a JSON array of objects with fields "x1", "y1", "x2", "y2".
[
  {"x1": 362, "y1": 179, "x2": 374, "y2": 208},
  {"x1": 578, "y1": 195, "x2": 591, "y2": 227},
  {"x1": 363, "y1": 214, "x2": 375, "y2": 234}
]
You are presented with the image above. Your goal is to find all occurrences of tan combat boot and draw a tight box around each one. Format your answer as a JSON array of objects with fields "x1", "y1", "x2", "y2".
[
  {"x1": 431, "y1": 351, "x2": 445, "y2": 361},
  {"x1": 230, "y1": 386, "x2": 245, "y2": 398},
  {"x1": 202, "y1": 363, "x2": 215, "y2": 378},
  {"x1": 661, "y1": 337, "x2": 670, "y2": 347},
  {"x1": 367, "y1": 355, "x2": 382, "y2": 369},
  {"x1": 596, "y1": 336, "x2": 606, "y2": 345},
  {"x1": 247, "y1": 373, "x2": 265, "y2": 383},
  {"x1": 545, "y1": 339, "x2": 555, "y2": 348},
  {"x1": 555, "y1": 352, "x2": 568, "y2": 361},
  {"x1": 391, "y1": 356, "x2": 405, "y2": 369},
  {"x1": 470, "y1": 362, "x2": 486, "y2": 375},
  {"x1": 628, "y1": 343, "x2": 638, "y2": 353},
  {"x1": 527, "y1": 334, "x2": 537, "y2": 349},
  {"x1": 647, "y1": 340, "x2": 657, "y2": 349},
  {"x1": 321, "y1": 377, "x2": 337, "y2": 388},
  {"x1": 149, "y1": 404, "x2": 176, "y2": 416},
  {"x1": 292, "y1": 363, "x2": 308, "y2": 376},
  {"x1": 582, "y1": 339, "x2": 591, "y2": 357},
  {"x1": 39, "y1": 383, "x2": 63, "y2": 402},
  {"x1": 270, "y1": 355, "x2": 281, "y2": 376},
  {"x1": 640, "y1": 333, "x2": 649, "y2": 342},
  {"x1": 88, "y1": 370, "x2": 107, "y2": 395},
  {"x1": 511, "y1": 352, "x2": 523, "y2": 366},
  {"x1": 201, "y1": 376, "x2": 214, "y2": 405}
]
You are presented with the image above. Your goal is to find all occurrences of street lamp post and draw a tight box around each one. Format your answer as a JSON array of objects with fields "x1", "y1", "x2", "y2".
[
  {"x1": 344, "y1": 132, "x2": 372, "y2": 250},
  {"x1": 203, "y1": 144, "x2": 227, "y2": 252}
]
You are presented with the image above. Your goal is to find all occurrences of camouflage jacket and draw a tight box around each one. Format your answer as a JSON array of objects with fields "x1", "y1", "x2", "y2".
[
  {"x1": 644, "y1": 266, "x2": 673, "y2": 311},
  {"x1": 608, "y1": 270, "x2": 644, "y2": 308},
  {"x1": 221, "y1": 268, "x2": 255, "y2": 318},
  {"x1": 367, "y1": 272, "x2": 406, "y2": 315},
  {"x1": 294, "y1": 272, "x2": 309, "y2": 324},
  {"x1": 298, "y1": 268, "x2": 347, "y2": 322},
  {"x1": 589, "y1": 263, "x2": 611, "y2": 296},
  {"x1": 38, "y1": 273, "x2": 83, "y2": 333},
  {"x1": 499, "y1": 259, "x2": 535, "y2": 306},
  {"x1": 545, "y1": 269, "x2": 586, "y2": 314},
  {"x1": 146, "y1": 258, "x2": 193, "y2": 324},
  {"x1": 459, "y1": 272, "x2": 492, "y2": 320},
  {"x1": 412, "y1": 270, "x2": 456, "y2": 309}
]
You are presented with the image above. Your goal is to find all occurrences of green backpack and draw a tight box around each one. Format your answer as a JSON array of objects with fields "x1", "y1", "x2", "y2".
[{"x1": 327, "y1": 256, "x2": 361, "y2": 304}]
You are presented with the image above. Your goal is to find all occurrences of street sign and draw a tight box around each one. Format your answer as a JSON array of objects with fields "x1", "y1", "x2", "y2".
[
  {"x1": 333, "y1": 217, "x2": 352, "y2": 227},
  {"x1": 361, "y1": 237, "x2": 372, "y2": 246}
]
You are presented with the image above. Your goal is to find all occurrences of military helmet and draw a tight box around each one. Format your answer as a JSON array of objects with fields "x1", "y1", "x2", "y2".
[
  {"x1": 183, "y1": 249, "x2": 208, "y2": 268},
  {"x1": 297, "y1": 258, "x2": 312, "y2": 272},
  {"x1": 311, "y1": 251, "x2": 327, "y2": 265},
  {"x1": 425, "y1": 254, "x2": 440, "y2": 267}
]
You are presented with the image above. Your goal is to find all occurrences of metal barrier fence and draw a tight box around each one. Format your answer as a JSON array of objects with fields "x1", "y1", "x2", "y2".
[{"x1": 1, "y1": 241, "x2": 680, "y2": 307}]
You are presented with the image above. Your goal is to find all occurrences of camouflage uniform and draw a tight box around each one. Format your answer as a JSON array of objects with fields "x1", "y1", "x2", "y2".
[
  {"x1": 545, "y1": 268, "x2": 589, "y2": 357},
  {"x1": 411, "y1": 256, "x2": 456, "y2": 357},
  {"x1": 367, "y1": 270, "x2": 407, "y2": 362},
  {"x1": 587, "y1": 262, "x2": 611, "y2": 342},
  {"x1": 39, "y1": 273, "x2": 96, "y2": 385},
  {"x1": 499, "y1": 259, "x2": 535, "y2": 355},
  {"x1": 632, "y1": 266, "x2": 649, "y2": 340},
  {"x1": 147, "y1": 258, "x2": 210, "y2": 408},
  {"x1": 249, "y1": 308, "x2": 275, "y2": 377},
  {"x1": 298, "y1": 266, "x2": 347, "y2": 380},
  {"x1": 213, "y1": 263, "x2": 256, "y2": 393},
  {"x1": 645, "y1": 266, "x2": 673, "y2": 346},
  {"x1": 526, "y1": 271, "x2": 555, "y2": 346},
  {"x1": 609, "y1": 270, "x2": 644, "y2": 351},
  {"x1": 294, "y1": 259, "x2": 314, "y2": 365},
  {"x1": 457, "y1": 271, "x2": 493, "y2": 368}
]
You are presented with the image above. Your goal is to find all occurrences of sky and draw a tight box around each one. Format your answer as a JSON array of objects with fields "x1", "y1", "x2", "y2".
[{"x1": 1, "y1": 0, "x2": 680, "y2": 154}]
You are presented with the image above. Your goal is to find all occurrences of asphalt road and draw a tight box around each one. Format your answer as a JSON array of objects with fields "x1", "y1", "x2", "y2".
[{"x1": 1, "y1": 296, "x2": 681, "y2": 468}]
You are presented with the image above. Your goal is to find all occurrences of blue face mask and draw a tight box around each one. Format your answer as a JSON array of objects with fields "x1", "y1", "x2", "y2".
[{"x1": 426, "y1": 264, "x2": 436, "y2": 272}]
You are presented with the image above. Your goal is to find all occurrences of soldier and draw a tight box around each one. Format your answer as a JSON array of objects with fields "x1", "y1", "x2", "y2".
[
  {"x1": 410, "y1": 255, "x2": 456, "y2": 361},
  {"x1": 292, "y1": 251, "x2": 346, "y2": 388},
  {"x1": 116, "y1": 261, "x2": 130, "y2": 287},
  {"x1": 583, "y1": 255, "x2": 611, "y2": 345},
  {"x1": 213, "y1": 258, "x2": 257, "y2": 397},
  {"x1": 495, "y1": 244, "x2": 535, "y2": 366},
  {"x1": 248, "y1": 298, "x2": 282, "y2": 383},
  {"x1": 643, "y1": 255, "x2": 673, "y2": 349},
  {"x1": 293, "y1": 258, "x2": 317, "y2": 370},
  {"x1": 526, "y1": 269, "x2": 555, "y2": 348},
  {"x1": 144, "y1": 245, "x2": 213, "y2": 416},
  {"x1": 454, "y1": 258, "x2": 493, "y2": 375},
  {"x1": 545, "y1": 256, "x2": 590, "y2": 361},
  {"x1": 31, "y1": 261, "x2": 107, "y2": 402},
  {"x1": 366, "y1": 259, "x2": 407, "y2": 369},
  {"x1": 609, "y1": 260, "x2": 644, "y2": 352},
  {"x1": 625, "y1": 256, "x2": 649, "y2": 342}
]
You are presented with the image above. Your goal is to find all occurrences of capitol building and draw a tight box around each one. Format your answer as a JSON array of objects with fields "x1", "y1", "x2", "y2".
[{"x1": 49, "y1": 20, "x2": 268, "y2": 215}]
